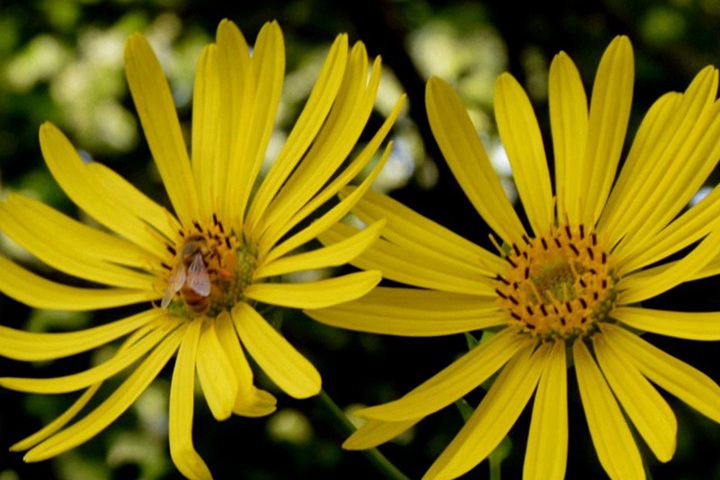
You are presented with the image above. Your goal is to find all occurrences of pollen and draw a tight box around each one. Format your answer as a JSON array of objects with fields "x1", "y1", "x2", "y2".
[
  {"x1": 495, "y1": 224, "x2": 617, "y2": 342},
  {"x1": 161, "y1": 215, "x2": 257, "y2": 318}
]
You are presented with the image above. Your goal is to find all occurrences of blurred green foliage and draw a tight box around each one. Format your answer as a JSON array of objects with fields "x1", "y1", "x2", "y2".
[{"x1": 1, "y1": 0, "x2": 720, "y2": 479}]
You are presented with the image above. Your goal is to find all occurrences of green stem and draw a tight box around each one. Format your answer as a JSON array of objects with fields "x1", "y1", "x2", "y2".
[{"x1": 317, "y1": 389, "x2": 410, "y2": 480}]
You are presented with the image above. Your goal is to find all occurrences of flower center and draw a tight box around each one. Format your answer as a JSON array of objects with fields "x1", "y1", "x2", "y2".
[
  {"x1": 161, "y1": 216, "x2": 256, "y2": 318},
  {"x1": 495, "y1": 224, "x2": 617, "y2": 341}
]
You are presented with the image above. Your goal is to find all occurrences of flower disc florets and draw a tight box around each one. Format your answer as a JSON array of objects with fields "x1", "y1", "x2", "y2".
[
  {"x1": 495, "y1": 224, "x2": 617, "y2": 342},
  {"x1": 162, "y1": 215, "x2": 257, "y2": 318}
]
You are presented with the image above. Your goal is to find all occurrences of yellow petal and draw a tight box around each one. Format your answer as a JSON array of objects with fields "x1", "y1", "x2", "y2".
[
  {"x1": 24, "y1": 326, "x2": 184, "y2": 462},
  {"x1": 424, "y1": 344, "x2": 546, "y2": 480},
  {"x1": 226, "y1": 21, "x2": 284, "y2": 228},
  {"x1": 349, "y1": 189, "x2": 506, "y2": 275},
  {"x1": 38, "y1": 123, "x2": 167, "y2": 257},
  {"x1": 306, "y1": 287, "x2": 504, "y2": 337},
  {"x1": 549, "y1": 51, "x2": 588, "y2": 224},
  {"x1": 495, "y1": 73, "x2": 553, "y2": 236},
  {"x1": 232, "y1": 303, "x2": 320, "y2": 399},
  {"x1": 0, "y1": 309, "x2": 160, "y2": 361},
  {"x1": 582, "y1": 36, "x2": 634, "y2": 225},
  {"x1": 169, "y1": 320, "x2": 212, "y2": 480},
  {"x1": 523, "y1": 341, "x2": 568, "y2": 480},
  {"x1": 0, "y1": 256, "x2": 158, "y2": 311},
  {"x1": 602, "y1": 323, "x2": 720, "y2": 423},
  {"x1": 321, "y1": 223, "x2": 496, "y2": 296},
  {"x1": 214, "y1": 311, "x2": 276, "y2": 417},
  {"x1": 426, "y1": 76, "x2": 526, "y2": 245},
  {"x1": 343, "y1": 418, "x2": 420, "y2": 450},
  {"x1": 247, "y1": 33, "x2": 348, "y2": 230},
  {"x1": 573, "y1": 340, "x2": 644, "y2": 480},
  {"x1": 594, "y1": 331, "x2": 677, "y2": 462},
  {"x1": 197, "y1": 319, "x2": 239, "y2": 421},
  {"x1": 254, "y1": 220, "x2": 385, "y2": 279},
  {"x1": 0, "y1": 323, "x2": 175, "y2": 393},
  {"x1": 357, "y1": 328, "x2": 531, "y2": 422},
  {"x1": 245, "y1": 271, "x2": 380, "y2": 309},
  {"x1": 125, "y1": 34, "x2": 199, "y2": 226},
  {"x1": 615, "y1": 306, "x2": 720, "y2": 340}
]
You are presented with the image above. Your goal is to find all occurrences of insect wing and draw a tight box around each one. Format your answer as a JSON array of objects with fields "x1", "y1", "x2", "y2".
[
  {"x1": 187, "y1": 252, "x2": 211, "y2": 296},
  {"x1": 161, "y1": 263, "x2": 187, "y2": 309}
]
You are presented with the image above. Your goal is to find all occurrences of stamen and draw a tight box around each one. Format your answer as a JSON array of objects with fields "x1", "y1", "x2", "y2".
[
  {"x1": 570, "y1": 244, "x2": 580, "y2": 256},
  {"x1": 167, "y1": 245, "x2": 177, "y2": 255},
  {"x1": 587, "y1": 247, "x2": 595, "y2": 261}
]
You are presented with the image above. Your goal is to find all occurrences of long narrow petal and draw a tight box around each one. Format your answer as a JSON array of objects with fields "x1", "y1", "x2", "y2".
[
  {"x1": 426, "y1": 76, "x2": 526, "y2": 245},
  {"x1": 232, "y1": 303, "x2": 321, "y2": 399},
  {"x1": 349, "y1": 189, "x2": 506, "y2": 275},
  {"x1": 573, "y1": 340, "x2": 644, "y2": 480},
  {"x1": 343, "y1": 418, "x2": 420, "y2": 450},
  {"x1": 125, "y1": 34, "x2": 199, "y2": 226},
  {"x1": 0, "y1": 324, "x2": 175, "y2": 393},
  {"x1": 602, "y1": 323, "x2": 720, "y2": 423},
  {"x1": 582, "y1": 36, "x2": 634, "y2": 225},
  {"x1": 254, "y1": 220, "x2": 385, "y2": 279},
  {"x1": 424, "y1": 344, "x2": 546, "y2": 480},
  {"x1": 246, "y1": 33, "x2": 348, "y2": 230},
  {"x1": 549, "y1": 51, "x2": 588, "y2": 223},
  {"x1": 615, "y1": 306, "x2": 720, "y2": 340},
  {"x1": 356, "y1": 329, "x2": 532, "y2": 422},
  {"x1": 0, "y1": 309, "x2": 160, "y2": 361},
  {"x1": 321, "y1": 223, "x2": 496, "y2": 296},
  {"x1": 306, "y1": 287, "x2": 504, "y2": 337},
  {"x1": 0, "y1": 256, "x2": 158, "y2": 311},
  {"x1": 169, "y1": 320, "x2": 212, "y2": 480},
  {"x1": 495, "y1": 73, "x2": 553, "y2": 236},
  {"x1": 617, "y1": 227, "x2": 720, "y2": 304},
  {"x1": 0, "y1": 202, "x2": 156, "y2": 289},
  {"x1": 214, "y1": 311, "x2": 276, "y2": 417},
  {"x1": 196, "y1": 319, "x2": 240, "y2": 421},
  {"x1": 23, "y1": 326, "x2": 184, "y2": 462},
  {"x1": 524, "y1": 341, "x2": 568, "y2": 480},
  {"x1": 39, "y1": 123, "x2": 168, "y2": 257},
  {"x1": 594, "y1": 331, "x2": 677, "y2": 462},
  {"x1": 245, "y1": 271, "x2": 380, "y2": 309}
]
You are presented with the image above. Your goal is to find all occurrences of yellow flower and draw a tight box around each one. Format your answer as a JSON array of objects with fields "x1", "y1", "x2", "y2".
[
  {"x1": 0, "y1": 20, "x2": 403, "y2": 479},
  {"x1": 307, "y1": 36, "x2": 720, "y2": 480}
]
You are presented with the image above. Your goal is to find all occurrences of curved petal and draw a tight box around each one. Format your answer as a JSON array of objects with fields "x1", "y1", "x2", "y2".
[
  {"x1": 615, "y1": 306, "x2": 720, "y2": 340},
  {"x1": 169, "y1": 320, "x2": 212, "y2": 480},
  {"x1": 0, "y1": 323, "x2": 175, "y2": 393},
  {"x1": 38, "y1": 123, "x2": 167, "y2": 258},
  {"x1": 573, "y1": 340, "x2": 644, "y2": 480},
  {"x1": 306, "y1": 287, "x2": 505, "y2": 337},
  {"x1": 0, "y1": 256, "x2": 158, "y2": 311},
  {"x1": 343, "y1": 418, "x2": 420, "y2": 450},
  {"x1": 582, "y1": 36, "x2": 634, "y2": 225},
  {"x1": 594, "y1": 331, "x2": 677, "y2": 462},
  {"x1": 423, "y1": 343, "x2": 546, "y2": 480},
  {"x1": 197, "y1": 319, "x2": 239, "y2": 421},
  {"x1": 356, "y1": 328, "x2": 532, "y2": 422},
  {"x1": 254, "y1": 220, "x2": 385, "y2": 279},
  {"x1": 495, "y1": 73, "x2": 553, "y2": 236},
  {"x1": 426, "y1": 76, "x2": 526, "y2": 245},
  {"x1": 0, "y1": 309, "x2": 160, "y2": 361},
  {"x1": 125, "y1": 34, "x2": 199, "y2": 226},
  {"x1": 524, "y1": 341, "x2": 568, "y2": 480},
  {"x1": 23, "y1": 326, "x2": 184, "y2": 462},
  {"x1": 232, "y1": 303, "x2": 320, "y2": 399},
  {"x1": 602, "y1": 323, "x2": 720, "y2": 423},
  {"x1": 245, "y1": 271, "x2": 380, "y2": 309},
  {"x1": 549, "y1": 51, "x2": 588, "y2": 224}
]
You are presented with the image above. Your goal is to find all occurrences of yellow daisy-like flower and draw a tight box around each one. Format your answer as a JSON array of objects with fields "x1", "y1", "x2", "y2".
[
  {"x1": 307, "y1": 36, "x2": 720, "y2": 479},
  {"x1": 0, "y1": 20, "x2": 403, "y2": 479}
]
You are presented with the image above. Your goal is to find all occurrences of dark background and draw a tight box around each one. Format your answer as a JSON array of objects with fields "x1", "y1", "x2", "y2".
[{"x1": 1, "y1": 0, "x2": 720, "y2": 478}]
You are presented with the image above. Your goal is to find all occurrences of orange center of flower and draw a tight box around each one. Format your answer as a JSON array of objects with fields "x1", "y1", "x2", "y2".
[
  {"x1": 161, "y1": 216, "x2": 256, "y2": 318},
  {"x1": 495, "y1": 224, "x2": 617, "y2": 341}
]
